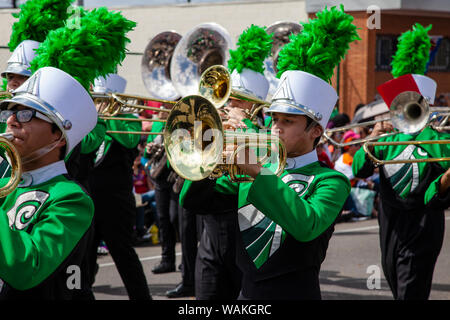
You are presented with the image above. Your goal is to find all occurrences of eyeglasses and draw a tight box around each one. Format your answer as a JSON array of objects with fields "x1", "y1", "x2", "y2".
[{"x1": 0, "y1": 109, "x2": 52, "y2": 124}]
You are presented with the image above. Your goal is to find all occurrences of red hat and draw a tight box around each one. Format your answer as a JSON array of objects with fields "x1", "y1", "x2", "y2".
[{"x1": 377, "y1": 74, "x2": 437, "y2": 107}]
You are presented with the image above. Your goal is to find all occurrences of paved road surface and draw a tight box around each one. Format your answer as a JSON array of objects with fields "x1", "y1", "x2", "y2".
[{"x1": 92, "y1": 210, "x2": 450, "y2": 300}]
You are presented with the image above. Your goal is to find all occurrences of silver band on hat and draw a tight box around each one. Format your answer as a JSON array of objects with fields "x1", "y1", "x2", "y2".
[
  {"x1": 1, "y1": 63, "x2": 33, "y2": 78},
  {"x1": 268, "y1": 98, "x2": 323, "y2": 122}
]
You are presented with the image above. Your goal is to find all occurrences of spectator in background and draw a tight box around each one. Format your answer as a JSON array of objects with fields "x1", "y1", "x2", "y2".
[{"x1": 133, "y1": 151, "x2": 158, "y2": 243}]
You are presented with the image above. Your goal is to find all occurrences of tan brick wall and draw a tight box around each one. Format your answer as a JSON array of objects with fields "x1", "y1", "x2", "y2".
[{"x1": 309, "y1": 10, "x2": 450, "y2": 120}]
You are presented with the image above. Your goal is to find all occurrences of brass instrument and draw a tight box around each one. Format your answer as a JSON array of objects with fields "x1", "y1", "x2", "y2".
[
  {"x1": 0, "y1": 133, "x2": 23, "y2": 198},
  {"x1": 0, "y1": 91, "x2": 13, "y2": 100},
  {"x1": 263, "y1": 22, "x2": 303, "y2": 99},
  {"x1": 360, "y1": 92, "x2": 450, "y2": 165},
  {"x1": 324, "y1": 91, "x2": 450, "y2": 147},
  {"x1": 363, "y1": 140, "x2": 450, "y2": 166},
  {"x1": 198, "y1": 65, "x2": 270, "y2": 127},
  {"x1": 163, "y1": 95, "x2": 286, "y2": 182},
  {"x1": 141, "y1": 31, "x2": 182, "y2": 101},
  {"x1": 170, "y1": 23, "x2": 234, "y2": 97}
]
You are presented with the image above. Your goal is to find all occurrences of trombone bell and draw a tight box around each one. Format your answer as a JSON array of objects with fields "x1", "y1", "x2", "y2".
[{"x1": 390, "y1": 91, "x2": 429, "y2": 135}]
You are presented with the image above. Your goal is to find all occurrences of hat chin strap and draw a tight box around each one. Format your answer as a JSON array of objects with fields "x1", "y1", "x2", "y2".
[{"x1": 22, "y1": 135, "x2": 65, "y2": 166}]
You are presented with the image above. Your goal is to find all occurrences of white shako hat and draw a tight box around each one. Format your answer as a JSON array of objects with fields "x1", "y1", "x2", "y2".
[
  {"x1": 377, "y1": 73, "x2": 437, "y2": 107},
  {"x1": 267, "y1": 70, "x2": 338, "y2": 129},
  {"x1": 93, "y1": 73, "x2": 127, "y2": 94},
  {"x1": 230, "y1": 68, "x2": 270, "y2": 101},
  {"x1": 1, "y1": 40, "x2": 40, "y2": 78},
  {"x1": 0, "y1": 66, "x2": 97, "y2": 157}
]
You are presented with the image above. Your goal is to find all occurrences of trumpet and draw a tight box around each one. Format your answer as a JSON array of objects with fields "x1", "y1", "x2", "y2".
[
  {"x1": 198, "y1": 65, "x2": 270, "y2": 127},
  {"x1": 0, "y1": 133, "x2": 23, "y2": 198},
  {"x1": 163, "y1": 95, "x2": 286, "y2": 182},
  {"x1": 324, "y1": 91, "x2": 450, "y2": 147}
]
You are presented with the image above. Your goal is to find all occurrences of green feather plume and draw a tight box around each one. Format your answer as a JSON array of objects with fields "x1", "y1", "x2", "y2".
[
  {"x1": 8, "y1": 0, "x2": 75, "y2": 51},
  {"x1": 228, "y1": 24, "x2": 273, "y2": 74},
  {"x1": 276, "y1": 5, "x2": 360, "y2": 83},
  {"x1": 391, "y1": 23, "x2": 432, "y2": 78},
  {"x1": 30, "y1": 7, "x2": 136, "y2": 91},
  {"x1": 1, "y1": 78, "x2": 6, "y2": 91}
]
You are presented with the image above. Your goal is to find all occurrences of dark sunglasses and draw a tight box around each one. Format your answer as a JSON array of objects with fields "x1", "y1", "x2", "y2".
[{"x1": 0, "y1": 109, "x2": 51, "y2": 124}]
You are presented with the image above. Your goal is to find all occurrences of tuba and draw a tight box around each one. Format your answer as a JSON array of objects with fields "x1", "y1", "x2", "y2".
[
  {"x1": 170, "y1": 23, "x2": 234, "y2": 97},
  {"x1": 263, "y1": 21, "x2": 303, "y2": 99},
  {"x1": 141, "y1": 31, "x2": 182, "y2": 101}
]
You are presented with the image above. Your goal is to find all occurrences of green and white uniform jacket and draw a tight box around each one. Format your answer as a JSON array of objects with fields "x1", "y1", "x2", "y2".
[
  {"x1": 181, "y1": 150, "x2": 350, "y2": 280},
  {"x1": 0, "y1": 160, "x2": 94, "y2": 299}
]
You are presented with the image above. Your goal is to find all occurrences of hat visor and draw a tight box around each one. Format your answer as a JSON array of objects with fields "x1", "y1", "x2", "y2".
[{"x1": 1, "y1": 64, "x2": 32, "y2": 79}]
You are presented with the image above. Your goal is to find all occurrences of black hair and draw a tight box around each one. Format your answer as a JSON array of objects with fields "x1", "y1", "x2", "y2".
[{"x1": 305, "y1": 116, "x2": 322, "y2": 148}]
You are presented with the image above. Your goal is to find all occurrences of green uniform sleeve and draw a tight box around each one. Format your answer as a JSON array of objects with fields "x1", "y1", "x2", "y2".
[
  {"x1": 352, "y1": 145, "x2": 376, "y2": 179},
  {"x1": 247, "y1": 167, "x2": 351, "y2": 242},
  {"x1": 107, "y1": 114, "x2": 141, "y2": 149},
  {"x1": 81, "y1": 118, "x2": 107, "y2": 154},
  {"x1": 0, "y1": 189, "x2": 94, "y2": 290}
]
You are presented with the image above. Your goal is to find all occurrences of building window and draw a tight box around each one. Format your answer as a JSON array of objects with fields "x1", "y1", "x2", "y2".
[
  {"x1": 376, "y1": 35, "x2": 450, "y2": 72},
  {"x1": 375, "y1": 35, "x2": 398, "y2": 71},
  {"x1": 427, "y1": 38, "x2": 450, "y2": 72}
]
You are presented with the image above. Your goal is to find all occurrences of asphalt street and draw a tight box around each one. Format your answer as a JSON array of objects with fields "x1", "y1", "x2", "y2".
[{"x1": 92, "y1": 210, "x2": 450, "y2": 300}]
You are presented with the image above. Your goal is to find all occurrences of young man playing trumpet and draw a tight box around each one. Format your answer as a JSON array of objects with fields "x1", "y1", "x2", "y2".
[
  {"x1": 0, "y1": 66, "x2": 97, "y2": 299},
  {"x1": 181, "y1": 6, "x2": 357, "y2": 299}
]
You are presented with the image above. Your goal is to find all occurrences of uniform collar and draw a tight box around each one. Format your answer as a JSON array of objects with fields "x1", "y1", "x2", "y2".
[
  {"x1": 19, "y1": 160, "x2": 67, "y2": 187},
  {"x1": 285, "y1": 149, "x2": 318, "y2": 170}
]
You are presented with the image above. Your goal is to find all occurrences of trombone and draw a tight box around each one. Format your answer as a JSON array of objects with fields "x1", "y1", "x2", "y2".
[
  {"x1": 0, "y1": 91, "x2": 13, "y2": 100},
  {"x1": 324, "y1": 91, "x2": 450, "y2": 147},
  {"x1": 0, "y1": 132, "x2": 23, "y2": 198},
  {"x1": 360, "y1": 91, "x2": 450, "y2": 165},
  {"x1": 363, "y1": 140, "x2": 450, "y2": 166}
]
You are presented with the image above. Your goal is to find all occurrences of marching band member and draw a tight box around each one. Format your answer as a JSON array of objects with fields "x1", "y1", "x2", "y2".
[
  {"x1": 87, "y1": 73, "x2": 152, "y2": 300},
  {"x1": 352, "y1": 23, "x2": 450, "y2": 300},
  {"x1": 0, "y1": 66, "x2": 97, "y2": 299},
  {"x1": 1, "y1": 0, "x2": 73, "y2": 93},
  {"x1": 183, "y1": 24, "x2": 272, "y2": 300},
  {"x1": 25, "y1": 6, "x2": 149, "y2": 300},
  {"x1": 181, "y1": 6, "x2": 357, "y2": 300}
]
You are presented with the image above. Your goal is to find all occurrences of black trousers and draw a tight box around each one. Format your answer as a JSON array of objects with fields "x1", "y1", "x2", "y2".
[
  {"x1": 88, "y1": 188, "x2": 151, "y2": 300},
  {"x1": 178, "y1": 206, "x2": 199, "y2": 287},
  {"x1": 154, "y1": 184, "x2": 179, "y2": 265},
  {"x1": 195, "y1": 213, "x2": 242, "y2": 300},
  {"x1": 378, "y1": 204, "x2": 445, "y2": 300}
]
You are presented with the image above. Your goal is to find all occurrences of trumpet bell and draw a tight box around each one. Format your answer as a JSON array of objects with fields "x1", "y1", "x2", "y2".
[
  {"x1": 164, "y1": 95, "x2": 223, "y2": 181},
  {"x1": 198, "y1": 65, "x2": 231, "y2": 108},
  {"x1": 141, "y1": 31, "x2": 182, "y2": 100},
  {"x1": 170, "y1": 23, "x2": 234, "y2": 97},
  {"x1": 0, "y1": 133, "x2": 22, "y2": 198},
  {"x1": 390, "y1": 91, "x2": 429, "y2": 134}
]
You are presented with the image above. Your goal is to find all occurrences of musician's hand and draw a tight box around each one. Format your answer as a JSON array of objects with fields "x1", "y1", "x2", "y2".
[
  {"x1": 439, "y1": 168, "x2": 450, "y2": 195},
  {"x1": 145, "y1": 142, "x2": 157, "y2": 155},
  {"x1": 234, "y1": 146, "x2": 262, "y2": 179},
  {"x1": 370, "y1": 121, "x2": 394, "y2": 138},
  {"x1": 224, "y1": 106, "x2": 247, "y2": 123}
]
